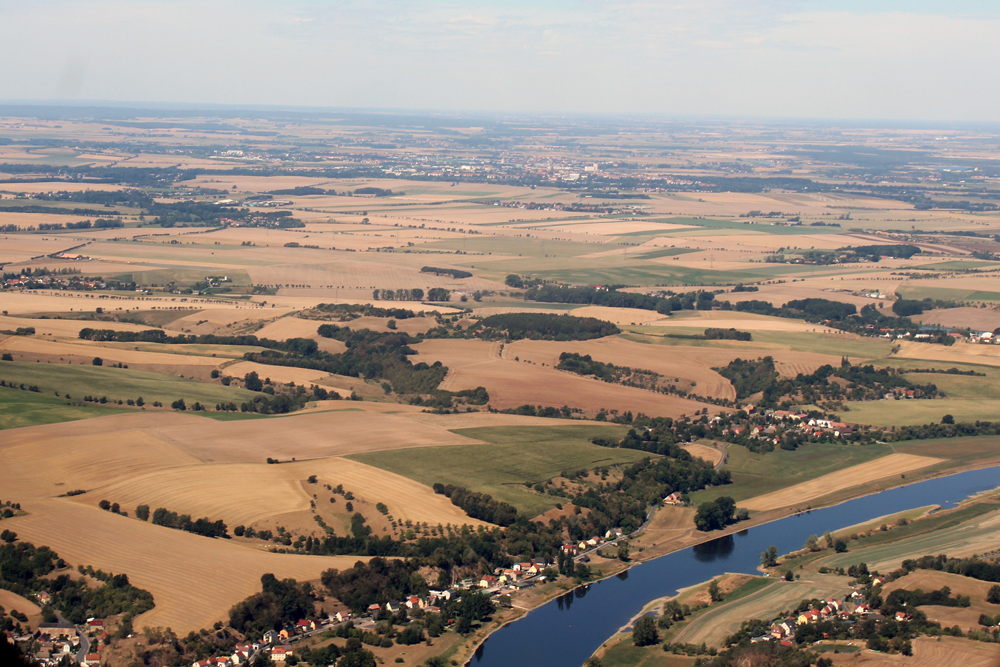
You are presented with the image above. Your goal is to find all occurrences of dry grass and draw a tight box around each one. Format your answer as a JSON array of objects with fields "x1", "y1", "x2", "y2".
[{"x1": 740, "y1": 453, "x2": 945, "y2": 512}]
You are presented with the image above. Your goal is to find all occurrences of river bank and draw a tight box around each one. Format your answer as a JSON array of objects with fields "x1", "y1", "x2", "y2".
[{"x1": 457, "y1": 455, "x2": 1000, "y2": 667}]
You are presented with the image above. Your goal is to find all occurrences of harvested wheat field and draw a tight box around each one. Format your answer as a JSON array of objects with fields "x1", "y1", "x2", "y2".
[
  {"x1": 0, "y1": 290, "x2": 246, "y2": 315},
  {"x1": 894, "y1": 339, "x2": 1000, "y2": 368},
  {"x1": 0, "y1": 314, "x2": 155, "y2": 337},
  {"x1": 651, "y1": 310, "x2": 839, "y2": 333},
  {"x1": 149, "y1": 406, "x2": 489, "y2": 463},
  {"x1": 0, "y1": 589, "x2": 41, "y2": 617},
  {"x1": 832, "y1": 636, "x2": 1000, "y2": 667},
  {"x1": 914, "y1": 307, "x2": 1000, "y2": 332},
  {"x1": 222, "y1": 360, "x2": 334, "y2": 386},
  {"x1": 84, "y1": 457, "x2": 486, "y2": 530},
  {"x1": 740, "y1": 454, "x2": 945, "y2": 512},
  {"x1": 415, "y1": 338, "x2": 723, "y2": 416},
  {"x1": 4, "y1": 500, "x2": 364, "y2": 633},
  {"x1": 0, "y1": 335, "x2": 223, "y2": 366},
  {"x1": 682, "y1": 443, "x2": 724, "y2": 466},
  {"x1": 881, "y1": 569, "x2": 1000, "y2": 604},
  {"x1": 502, "y1": 337, "x2": 738, "y2": 400}
]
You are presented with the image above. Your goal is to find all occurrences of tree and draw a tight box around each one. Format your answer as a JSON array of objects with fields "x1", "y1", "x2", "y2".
[
  {"x1": 784, "y1": 570, "x2": 794, "y2": 582},
  {"x1": 987, "y1": 585, "x2": 1000, "y2": 604},
  {"x1": 99, "y1": 499, "x2": 111, "y2": 511},
  {"x1": 694, "y1": 501, "x2": 725, "y2": 531},
  {"x1": 942, "y1": 414, "x2": 955, "y2": 424},
  {"x1": 135, "y1": 505, "x2": 150, "y2": 521},
  {"x1": 244, "y1": 371, "x2": 263, "y2": 392},
  {"x1": 454, "y1": 615, "x2": 472, "y2": 635},
  {"x1": 171, "y1": 398, "x2": 186, "y2": 411},
  {"x1": 708, "y1": 579, "x2": 723, "y2": 602},
  {"x1": 761, "y1": 545, "x2": 778, "y2": 568},
  {"x1": 824, "y1": 531, "x2": 834, "y2": 548},
  {"x1": 135, "y1": 396, "x2": 144, "y2": 407},
  {"x1": 92, "y1": 357, "x2": 103, "y2": 366},
  {"x1": 804, "y1": 534, "x2": 819, "y2": 551},
  {"x1": 632, "y1": 615, "x2": 659, "y2": 646},
  {"x1": 833, "y1": 539, "x2": 848, "y2": 553},
  {"x1": 617, "y1": 542, "x2": 630, "y2": 561}
]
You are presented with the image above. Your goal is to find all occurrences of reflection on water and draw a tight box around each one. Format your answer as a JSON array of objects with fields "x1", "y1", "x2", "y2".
[
  {"x1": 617, "y1": 569, "x2": 630, "y2": 581},
  {"x1": 692, "y1": 534, "x2": 735, "y2": 562}
]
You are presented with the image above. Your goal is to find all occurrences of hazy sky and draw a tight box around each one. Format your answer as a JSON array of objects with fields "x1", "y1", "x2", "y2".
[{"x1": 2, "y1": 0, "x2": 998, "y2": 122}]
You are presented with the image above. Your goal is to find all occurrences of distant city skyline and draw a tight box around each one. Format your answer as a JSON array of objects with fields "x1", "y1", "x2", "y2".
[{"x1": 1, "y1": 0, "x2": 998, "y2": 122}]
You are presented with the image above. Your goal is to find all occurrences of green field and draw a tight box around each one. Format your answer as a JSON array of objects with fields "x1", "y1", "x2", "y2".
[
  {"x1": 349, "y1": 424, "x2": 642, "y2": 516},
  {"x1": 0, "y1": 387, "x2": 126, "y2": 430},
  {"x1": 0, "y1": 360, "x2": 263, "y2": 408},
  {"x1": 690, "y1": 442, "x2": 893, "y2": 504},
  {"x1": 839, "y1": 398, "x2": 1000, "y2": 427}
]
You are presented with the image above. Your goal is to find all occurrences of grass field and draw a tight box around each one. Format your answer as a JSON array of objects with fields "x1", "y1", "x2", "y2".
[
  {"x1": 0, "y1": 360, "x2": 262, "y2": 407},
  {"x1": 0, "y1": 387, "x2": 126, "y2": 429},
  {"x1": 840, "y1": 399, "x2": 1000, "y2": 427},
  {"x1": 690, "y1": 442, "x2": 894, "y2": 504},
  {"x1": 873, "y1": 359, "x2": 1000, "y2": 400},
  {"x1": 349, "y1": 424, "x2": 642, "y2": 516}
]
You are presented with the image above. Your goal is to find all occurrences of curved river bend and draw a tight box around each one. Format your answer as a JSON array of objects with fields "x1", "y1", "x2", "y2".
[{"x1": 470, "y1": 466, "x2": 1000, "y2": 667}]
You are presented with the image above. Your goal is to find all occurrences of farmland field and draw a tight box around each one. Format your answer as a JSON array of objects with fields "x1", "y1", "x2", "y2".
[
  {"x1": 349, "y1": 424, "x2": 644, "y2": 516},
  {"x1": 5, "y1": 109, "x2": 1000, "y2": 662}
]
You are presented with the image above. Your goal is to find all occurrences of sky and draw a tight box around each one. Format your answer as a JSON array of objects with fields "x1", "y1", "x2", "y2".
[{"x1": 1, "y1": 0, "x2": 998, "y2": 122}]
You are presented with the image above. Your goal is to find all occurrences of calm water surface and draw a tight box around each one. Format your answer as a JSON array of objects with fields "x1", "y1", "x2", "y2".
[{"x1": 470, "y1": 466, "x2": 1000, "y2": 667}]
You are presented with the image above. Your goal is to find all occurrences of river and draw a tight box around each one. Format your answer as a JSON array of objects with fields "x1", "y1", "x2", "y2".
[{"x1": 469, "y1": 465, "x2": 1000, "y2": 667}]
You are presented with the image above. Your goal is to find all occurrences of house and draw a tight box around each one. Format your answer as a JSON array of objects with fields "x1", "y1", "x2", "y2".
[
  {"x1": 532, "y1": 557, "x2": 547, "y2": 569},
  {"x1": 664, "y1": 492, "x2": 683, "y2": 505},
  {"x1": 586, "y1": 537, "x2": 600, "y2": 547},
  {"x1": 278, "y1": 628, "x2": 291, "y2": 641},
  {"x1": 562, "y1": 544, "x2": 579, "y2": 556},
  {"x1": 333, "y1": 610, "x2": 351, "y2": 623},
  {"x1": 606, "y1": 528, "x2": 624, "y2": 539},
  {"x1": 270, "y1": 646, "x2": 292, "y2": 662},
  {"x1": 479, "y1": 576, "x2": 498, "y2": 589},
  {"x1": 429, "y1": 589, "x2": 452, "y2": 601},
  {"x1": 796, "y1": 611, "x2": 820, "y2": 625},
  {"x1": 368, "y1": 603, "x2": 382, "y2": 615},
  {"x1": 263, "y1": 630, "x2": 280, "y2": 645},
  {"x1": 231, "y1": 652, "x2": 250, "y2": 665},
  {"x1": 385, "y1": 601, "x2": 400, "y2": 613},
  {"x1": 83, "y1": 656, "x2": 102, "y2": 667},
  {"x1": 295, "y1": 619, "x2": 311, "y2": 633},
  {"x1": 87, "y1": 620, "x2": 104, "y2": 628},
  {"x1": 405, "y1": 596, "x2": 423, "y2": 609}
]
